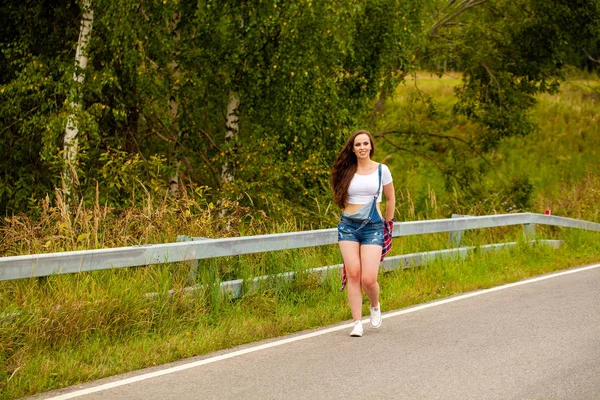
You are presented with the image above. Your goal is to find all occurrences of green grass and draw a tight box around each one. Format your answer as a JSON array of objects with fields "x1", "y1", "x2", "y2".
[{"x1": 2, "y1": 229, "x2": 600, "y2": 399}]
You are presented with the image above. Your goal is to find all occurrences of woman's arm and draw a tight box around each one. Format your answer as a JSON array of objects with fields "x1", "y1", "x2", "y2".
[{"x1": 383, "y1": 182, "x2": 395, "y2": 222}]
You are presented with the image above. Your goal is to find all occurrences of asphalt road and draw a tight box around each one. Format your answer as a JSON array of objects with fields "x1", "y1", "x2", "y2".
[{"x1": 35, "y1": 264, "x2": 600, "y2": 400}]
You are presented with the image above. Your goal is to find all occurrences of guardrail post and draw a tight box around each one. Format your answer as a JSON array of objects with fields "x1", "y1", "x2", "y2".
[
  {"x1": 177, "y1": 235, "x2": 203, "y2": 284},
  {"x1": 524, "y1": 223, "x2": 536, "y2": 240},
  {"x1": 449, "y1": 214, "x2": 467, "y2": 247}
]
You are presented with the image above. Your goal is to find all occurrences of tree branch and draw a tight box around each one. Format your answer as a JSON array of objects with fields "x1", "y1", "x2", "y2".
[
  {"x1": 583, "y1": 49, "x2": 600, "y2": 64},
  {"x1": 377, "y1": 129, "x2": 508, "y2": 188},
  {"x1": 376, "y1": 133, "x2": 446, "y2": 173},
  {"x1": 0, "y1": 106, "x2": 40, "y2": 136},
  {"x1": 138, "y1": 110, "x2": 221, "y2": 183},
  {"x1": 430, "y1": 0, "x2": 488, "y2": 37}
]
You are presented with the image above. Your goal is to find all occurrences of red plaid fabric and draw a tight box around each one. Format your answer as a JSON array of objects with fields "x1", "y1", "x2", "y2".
[{"x1": 340, "y1": 219, "x2": 394, "y2": 292}]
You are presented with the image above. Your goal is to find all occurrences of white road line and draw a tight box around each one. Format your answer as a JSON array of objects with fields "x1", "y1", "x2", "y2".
[{"x1": 46, "y1": 263, "x2": 600, "y2": 400}]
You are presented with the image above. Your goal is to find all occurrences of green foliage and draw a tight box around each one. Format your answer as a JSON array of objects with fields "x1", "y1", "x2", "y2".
[
  {"x1": 0, "y1": 0, "x2": 80, "y2": 214},
  {"x1": 372, "y1": 0, "x2": 600, "y2": 207},
  {"x1": 0, "y1": 0, "x2": 433, "y2": 216},
  {"x1": 187, "y1": 0, "x2": 362, "y2": 202},
  {"x1": 375, "y1": 71, "x2": 599, "y2": 218},
  {"x1": 506, "y1": 175, "x2": 534, "y2": 210},
  {"x1": 426, "y1": 0, "x2": 600, "y2": 151},
  {"x1": 1, "y1": 0, "x2": 599, "y2": 220},
  {"x1": 341, "y1": 0, "x2": 424, "y2": 101}
]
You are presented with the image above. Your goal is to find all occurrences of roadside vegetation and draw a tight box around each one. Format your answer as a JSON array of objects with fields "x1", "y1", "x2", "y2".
[{"x1": 1, "y1": 72, "x2": 600, "y2": 399}]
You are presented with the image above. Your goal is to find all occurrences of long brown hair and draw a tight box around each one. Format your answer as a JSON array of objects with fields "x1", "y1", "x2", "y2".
[{"x1": 331, "y1": 130, "x2": 375, "y2": 209}]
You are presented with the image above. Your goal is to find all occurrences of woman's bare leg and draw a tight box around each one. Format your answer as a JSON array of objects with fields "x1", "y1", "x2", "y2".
[
  {"x1": 339, "y1": 240, "x2": 363, "y2": 321},
  {"x1": 360, "y1": 244, "x2": 383, "y2": 307}
]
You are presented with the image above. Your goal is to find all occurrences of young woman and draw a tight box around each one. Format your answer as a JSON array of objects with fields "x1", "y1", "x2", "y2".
[{"x1": 331, "y1": 130, "x2": 395, "y2": 337}]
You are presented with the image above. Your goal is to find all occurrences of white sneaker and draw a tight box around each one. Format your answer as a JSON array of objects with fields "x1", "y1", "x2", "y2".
[
  {"x1": 370, "y1": 303, "x2": 382, "y2": 328},
  {"x1": 350, "y1": 321, "x2": 363, "y2": 337}
]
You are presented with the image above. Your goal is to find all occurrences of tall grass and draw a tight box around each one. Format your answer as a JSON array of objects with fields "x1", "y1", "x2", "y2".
[{"x1": 2, "y1": 72, "x2": 600, "y2": 399}]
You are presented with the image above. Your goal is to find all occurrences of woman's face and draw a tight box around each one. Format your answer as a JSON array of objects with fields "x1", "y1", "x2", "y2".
[{"x1": 353, "y1": 133, "x2": 372, "y2": 159}]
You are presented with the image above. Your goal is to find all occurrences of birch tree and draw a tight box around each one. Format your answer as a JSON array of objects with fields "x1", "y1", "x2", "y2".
[
  {"x1": 62, "y1": 0, "x2": 94, "y2": 201},
  {"x1": 221, "y1": 92, "x2": 239, "y2": 183}
]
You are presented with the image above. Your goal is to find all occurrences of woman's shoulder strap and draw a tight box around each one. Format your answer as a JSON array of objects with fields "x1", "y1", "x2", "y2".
[{"x1": 376, "y1": 163, "x2": 383, "y2": 196}]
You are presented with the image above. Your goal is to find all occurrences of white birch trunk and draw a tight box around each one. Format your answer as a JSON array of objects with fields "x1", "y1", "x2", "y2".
[
  {"x1": 62, "y1": 0, "x2": 93, "y2": 199},
  {"x1": 221, "y1": 12, "x2": 244, "y2": 186},
  {"x1": 221, "y1": 92, "x2": 240, "y2": 183}
]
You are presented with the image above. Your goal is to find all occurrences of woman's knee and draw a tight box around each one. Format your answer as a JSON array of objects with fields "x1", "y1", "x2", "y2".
[
  {"x1": 361, "y1": 275, "x2": 378, "y2": 289},
  {"x1": 347, "y1": 268, "x2": 361, "y2": 283}
]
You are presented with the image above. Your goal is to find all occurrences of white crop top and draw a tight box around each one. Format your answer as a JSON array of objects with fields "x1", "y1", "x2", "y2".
[{"x1": 347, "y1": 164, "x2": 393, "y2": 204}]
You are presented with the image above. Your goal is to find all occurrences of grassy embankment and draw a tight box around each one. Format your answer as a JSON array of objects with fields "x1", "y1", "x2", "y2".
[{"x1": 1, "y1": 72, "x2": 599, "y2": 399}]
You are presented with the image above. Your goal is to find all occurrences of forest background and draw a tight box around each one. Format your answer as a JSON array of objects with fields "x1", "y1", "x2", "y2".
[
  {"x1": 1, "y1": 0, "x2": 600, "y2": 398},
  {"x1": 1, "y1": 0, "x2": 599, "y2": 233}
]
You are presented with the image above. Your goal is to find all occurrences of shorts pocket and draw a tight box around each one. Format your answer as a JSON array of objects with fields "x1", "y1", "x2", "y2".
[
  {"x1": 370, "y1": 222, "x2": 384, "y2": 230},
  {"x1": 337, "y1": 223, "x2": 354, "y2": 234}
]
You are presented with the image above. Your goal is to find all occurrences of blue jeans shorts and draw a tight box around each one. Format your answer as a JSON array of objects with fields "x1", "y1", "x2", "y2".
[{"x1": 337, "y1": 215, "x2": 384, "y2": 246}]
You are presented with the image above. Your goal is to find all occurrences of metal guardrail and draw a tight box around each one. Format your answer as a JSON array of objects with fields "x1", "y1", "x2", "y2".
[
  {"x1": 1, "y1": 212, "x2": 599, "y2": 281},
  {"x1": 146, "y1": 240, "x2": 563, "y2": 299}
]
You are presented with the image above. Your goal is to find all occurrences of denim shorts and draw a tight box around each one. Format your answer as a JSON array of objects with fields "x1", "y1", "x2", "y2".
[{"x1": 337, "y1": 215, "x2": 384, "y2": 246}]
